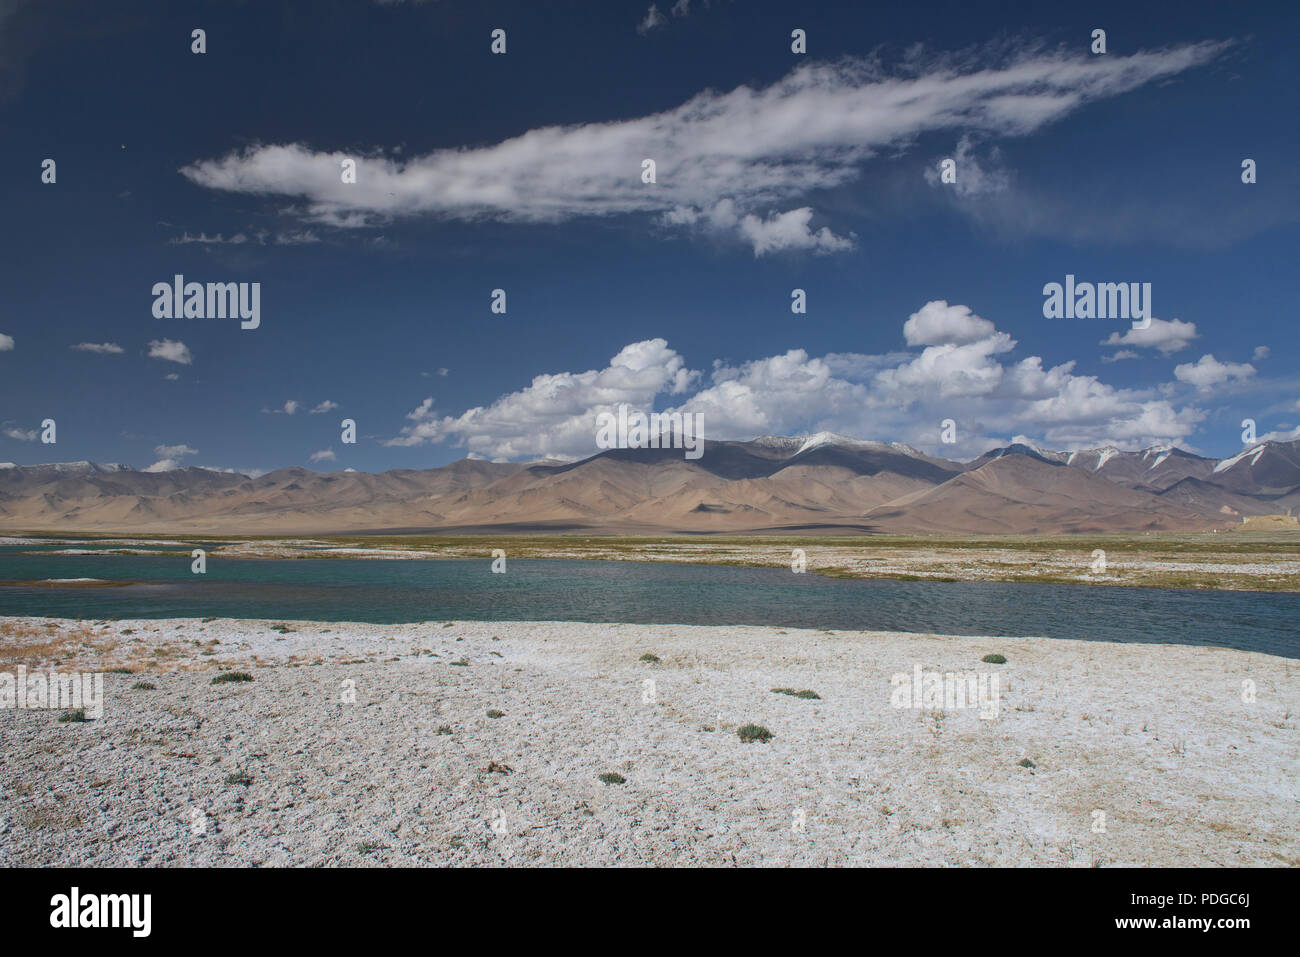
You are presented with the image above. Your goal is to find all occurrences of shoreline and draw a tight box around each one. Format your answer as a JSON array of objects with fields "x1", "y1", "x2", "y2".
[
  {"x1": 4, "y1": 532, "x2": 1299, "y2": 592},
  {"x1": 2, "y1": 616, "x2": 1297, "y2": 866}
]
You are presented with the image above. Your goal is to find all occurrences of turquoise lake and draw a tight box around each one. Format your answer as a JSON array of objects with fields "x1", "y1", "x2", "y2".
[{"x1": 0, "y1": 549, "x2": 1296, "y2": 658}]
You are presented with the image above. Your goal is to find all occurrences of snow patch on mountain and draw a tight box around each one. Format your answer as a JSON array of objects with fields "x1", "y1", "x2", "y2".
[{"x1": 1213, "y1": 445, "x2": 1267, "y2": 474}]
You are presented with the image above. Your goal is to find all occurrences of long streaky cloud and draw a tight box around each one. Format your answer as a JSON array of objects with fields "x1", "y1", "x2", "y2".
[{"x1": 181, "y1": 41, "x2": 1227, "y2": 254}]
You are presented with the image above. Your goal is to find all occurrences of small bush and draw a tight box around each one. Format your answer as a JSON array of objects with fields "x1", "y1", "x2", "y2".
[
  {"x1": 982, "y1": 654, "x2": 1007, "y2": 664},
  {"x1": 772, "y1": 688, "x2": 820, "y2": 700},
  {"x1": 436, "y1": 725, "x2": 453, "y2": 735},
  {"x1": 1018, "y1": 758, "x2": 1036, "y2": 769},
  {"x1": 737, "y1": 723, "x2": 773, "y2": 744},
  {"x1": 486, "y1": 709, "x2": 505, "y2": 718},
  {"x1": 131, "y1": 681, "x2": 156, "y2": 691},
  {"x1": 211, "y1": 671, "x2": 253, "y2": 684},
  {"x1": 639, "y1": 653, "x2": 660, "y2": 663},
  {"x1": 58, "y1": 709, "x2": 87, "y2": 723},
  {"x1": 106, "y1": 667, "x2": 133, "y2": 675},
  {"x1": 225, "y1": 770, "x2": 252, "y2": 786},
  {"x1": 449, "y1": 659, "x2": 469, "y2": 667},
  {"x1": 598, "y1": 772, "x2": 626, "y2": 785}
]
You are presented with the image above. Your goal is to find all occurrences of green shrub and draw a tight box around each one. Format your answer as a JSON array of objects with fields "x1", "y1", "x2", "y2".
[
  {"x1": 772, "y1": 688, "x2": 820, "y2": 699},
  {"x1": 598, "y1": 772, "x2": 626, "y2": 785},
  {"x1": 486, "y1": 709, "x2": 505, "y2": 718},
  {"x1": 58, "y1": 709, "x2": 87, "y2": 723},
  {"x1": 131, "y1": 681, "x2": 156, "y2": 691},
  {"x1": 639, "y1": 653, "x2": 660, "y2": 663},
  {"x1": 982, "y1": 654, "x2": 1007, "y2": 664},
  {"x1": 211, "y1": 671, "x2": 253, "y2": 684},
  {"x1": 737, "y1": 723, "x2": 773, "y2": 743}
]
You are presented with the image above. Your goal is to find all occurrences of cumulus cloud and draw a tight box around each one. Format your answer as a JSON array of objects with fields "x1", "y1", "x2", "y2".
[
  {"x1": 385, "y1": 339, "x2": 699, "y2": 458},
  {"x1": 145, "y1": 442, "x2": 198, "y2": 472},
  {"x1": 0, "y1": 333, "x2": 13, "y2": 351},
  {"x1": 1102, "y1": 317, "x2": 1198, "y2": 354},
  {"x1": 308, "y1": 448, "x2": 336, "y2": 463},
  {"x1": 385, "y1": 299, "x2": 1214, "y2": 460},
  {"x1": 3, "y1": 427, "x2": 37, "y2": 441},
  {"x1": 181, "y1": 42, "x2": 1226, "y2": 256},
  {"x1": 147, "y1": 339, "x2": 192, "y2": 364},
  {"x1": 309, "y1": 400, "x2": 339, "y2": 414},
  {"x1": 71, "y1": 341, "x2": 124, "y2": 355},
  {"x1": 1173, "y1": 354, "x2": 1256, "y2": 391},
  {"x1": 1101, "y1": 349, "x2": 1140, "y2": 363},
  {"x1": 1253, "y1": 345, "x2": 1270, "y2": 361},
  {"x1": 902, "y1": 300, "x2": 997, "y2": 346},
  {"x1": 262, "y1": 400, "x2": 300, "y2": 415}
]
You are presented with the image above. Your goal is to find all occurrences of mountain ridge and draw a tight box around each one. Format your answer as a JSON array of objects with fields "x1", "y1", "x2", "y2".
[{"x1": 2, "y1": 436, "x2": 1297, "y2": 536}]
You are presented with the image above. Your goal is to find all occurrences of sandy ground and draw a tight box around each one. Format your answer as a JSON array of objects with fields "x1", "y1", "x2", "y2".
[{"x1": 1, "y1": 616, "x2": 1297, "y2": 867}]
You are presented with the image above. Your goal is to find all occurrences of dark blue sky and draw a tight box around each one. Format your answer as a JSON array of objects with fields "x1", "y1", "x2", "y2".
[{"x1": 1, "y1": 0, "x2": 1296, "y2": 474}]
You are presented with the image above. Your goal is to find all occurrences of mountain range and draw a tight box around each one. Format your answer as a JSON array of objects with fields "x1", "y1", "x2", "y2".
[{"x1": 3, "y1": 433, "x2": 1299, "y2": 536}]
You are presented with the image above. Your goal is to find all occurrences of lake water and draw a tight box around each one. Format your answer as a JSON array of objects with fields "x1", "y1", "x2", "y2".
[{"x1": 1, "y1": 549, "x2": 1297, "y2": 658}]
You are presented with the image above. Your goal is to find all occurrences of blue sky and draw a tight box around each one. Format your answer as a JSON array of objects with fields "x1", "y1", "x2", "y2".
[{"x1": 1, "y1": 0, "x2": 1297, "y2": 474}]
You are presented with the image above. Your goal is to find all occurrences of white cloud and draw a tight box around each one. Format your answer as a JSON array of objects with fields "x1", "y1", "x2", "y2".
[
  {"x1": 1253, "y1": 345, "x2": 1270, "y2": 361},
  {"x1": 637, "y1": 4, "x2": 667, "y2": 34},
  {"x1": 181, "y1": 42, "x2": 1226, "y2": 256},
  {"x1": 145, "y1": 443, "x2": 198, "y2": 472},
  {"x1": 147, "y1": 338, "x2": 192, "y2": 364},
  {"x1": 309, "y1": 400, "x2": 339, "y2": 414},
  {"x1": 902, "y1": 300, "x2": 997, "y2": 347},
  {"x1": 1256, "y1": 425, "x2": 1300, "y2": 444},
  {"x1": 262, "y1": 400, "x2": 300, "y2": 415},
  {"x1": 385, "y1": 299, "x2": 1214, "y2": 460},
  {"x1": 1173, "y1": 354, "x2": 1256, "y2": 391},
  {"x1": 308, "y1": 448, "x2": 336, "y2": 463},
  {"x1": 1101, "y1": 350, "x2": 1139, "y2": 363},
  {"x1": 71, "y1": 341, "x2": 124, "y2": 355},
  {"x1": 924, "y1": 135, "x2": 1011, "y2": 198},
  {"x1": 1102, "y1": 317, "x2": 1198, "y2": 354},
  {"x1": 385, "y1": 338, "x2": 699, "y2": 458},
  {"x1": 0, "y1": 333, "x2": 13, "y2": 351},
  {"x1": 3, "y1": 427, "x2": 37, "y2": 441},
  {"x1": 170, "y1": 229, "x2": 321, "y2": 246}
]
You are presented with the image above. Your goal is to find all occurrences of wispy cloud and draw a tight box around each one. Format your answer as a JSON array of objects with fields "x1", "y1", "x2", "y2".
[
  {"x1": 144, "y1": 443, "x2": 199, "y2": 472},
  {"x1": 181, "y1": 41, "x2": 1227, "y2": 256},
  {"x1": 71, "y1": 341, "x2": 124, "y2": 355}
]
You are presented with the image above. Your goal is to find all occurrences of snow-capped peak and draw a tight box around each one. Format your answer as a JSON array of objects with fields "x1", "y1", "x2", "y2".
[
  {"x1": 1213, "y1": 444, "x2": 1267, "y2": 474},
  {"x1": 793, "y1": 432, "x2": 899, "y2": 456}
]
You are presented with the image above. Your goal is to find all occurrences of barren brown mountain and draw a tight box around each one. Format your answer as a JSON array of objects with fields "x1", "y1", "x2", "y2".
[{"x1": 1, "y1": 434, "x2": 1297, "y2": 536}]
